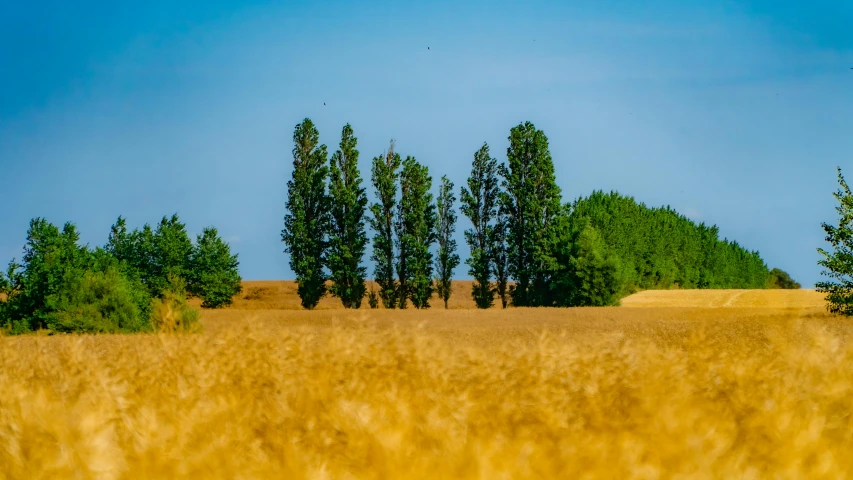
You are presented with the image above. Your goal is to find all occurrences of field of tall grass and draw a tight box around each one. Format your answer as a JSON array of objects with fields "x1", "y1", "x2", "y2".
[{"x1": 2, "y1": 286, "x2": 851, "y2": 478}]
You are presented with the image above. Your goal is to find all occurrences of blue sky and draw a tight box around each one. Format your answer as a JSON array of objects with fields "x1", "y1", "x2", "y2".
[{"x1": 1, "y1": 0, "x2": 851, "y2": 286}]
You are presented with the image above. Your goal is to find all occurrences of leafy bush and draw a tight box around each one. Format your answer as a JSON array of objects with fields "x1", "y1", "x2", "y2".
[
  {"x1": 367, "y1": 287, "x2": 379, "y2": 309},
  {"x1": 1, "y1": 219, "x2": 154, "y2": 334},
  {"x1": 46, "y1": 266, "x2": 151, "y2": 333},
  {"x1": 150, "y1": 276, "x2": 200, "y2": 333}
]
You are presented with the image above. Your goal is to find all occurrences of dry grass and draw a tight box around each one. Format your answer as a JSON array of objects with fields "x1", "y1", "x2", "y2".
[
  {"x1": 4, "y1": 286, "x2": 853, "y2": 479},
  {"x1": 224, "y1": 280, "x2": 489, "y2": 310}
]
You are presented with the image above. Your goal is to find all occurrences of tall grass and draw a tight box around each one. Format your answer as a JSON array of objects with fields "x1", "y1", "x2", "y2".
[{"x1": 1, "y1": 313, "x2": 852, "y2": 478}]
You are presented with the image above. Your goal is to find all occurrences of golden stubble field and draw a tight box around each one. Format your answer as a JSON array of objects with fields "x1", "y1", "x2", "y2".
[{"x1": 2, "y1": 282, "x2": 852, "y2": 479}]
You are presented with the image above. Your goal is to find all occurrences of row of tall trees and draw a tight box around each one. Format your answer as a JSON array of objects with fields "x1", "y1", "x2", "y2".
[
  {"x1": 283, "y1": 118, "x2": 785, "y2": 310},
  {"x1": 283, "y1": 120, "x2": 460, "y2": 310},
  {"x1": 0, "y1": 215, "x2": 242, "y2": 334}
]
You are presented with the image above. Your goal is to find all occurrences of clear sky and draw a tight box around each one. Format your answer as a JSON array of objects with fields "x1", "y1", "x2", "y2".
[{"x1": 1, "y1": 0, "x2": 851, "y2": 286}]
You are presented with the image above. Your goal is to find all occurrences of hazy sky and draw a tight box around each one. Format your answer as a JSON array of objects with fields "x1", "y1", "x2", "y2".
[{"x1": 1, "y1": 0, "x2": 851, "y2": 286}]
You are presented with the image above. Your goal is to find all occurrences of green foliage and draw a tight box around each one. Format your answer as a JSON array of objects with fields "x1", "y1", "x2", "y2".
[
  {"x1": 107, "y1": 215, "x2": 188, "y2": 298},
  {"x1": 767, "y1": 268, "x2": 801, "y2": 289},
  {"x1": 150, "y1": 276, "x2": 200, "y2": 333},
  {"x1": 282, "y1": 118, "x2": 330, "y2": 310},
  {"x1": 367, "y1": 286, "x2": 379, "y2": 309},
  {"x1": 328, "y1": 124, "x2": 369, "y2": 308},
  {"x1": 435, "y1": 176, "x2": 460, "y2": 309},
  {"x1": 461, "y1": 143, "x2": 499, "y2": 309},
  {"x1": 188, "y1": 227, "x2": 242, "y2": 308},
  {"x1": 499, "y1": 122, "x2": 563, "y2": 306},
  {"x1": 554, "y1": 222, "x2": 623, "y2": 307},
  {"x1": 1, "y1": 219, "x2": 91, "y2": 332},
  {"x1": 46, "y1": 264, "x2": 151, "y2": 333},
  {"x1": 1, "y1": 219, "x2": 153, "y2": 334},
  {"x1": 569, "y1": 190, "x2": 769, "y2": 292},
  {"x1": 369, "y1": 141, "x2": 401, "y2": 308},
  {"x1": 817, "y1": 167, "x2": 853, "y2": 315},
  {"x1": 492, "y1": 206, "x2": 510, "y2": 309},
  {"x1": 152, "y1": 215, "x2": 193, "y2": 295},
  {"x1": 397, "y1": 156, "x2": 437, "y2": 309},
  {"x1": 108, "y1": 215, "x2": 241, "y2": 308}
]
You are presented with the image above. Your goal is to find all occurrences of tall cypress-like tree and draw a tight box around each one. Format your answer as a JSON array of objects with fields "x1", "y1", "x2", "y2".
[
  {"x1": 492, "y1": 204, "x2": 510, "y2": 309},
  {"x1": 328, "y1": 124, "x2": 368, "y2": 308},
  {"x1": 460, "y1": 143, "x2": 499, "y2": 309},
  {"x1": 282, "y1": 118, "x2": 329, "y2": 310},
  {"x1": 435, "y1": 175, "x2": 460, "y2": 309},
  {"x1": 369, "y1": 141, "x2": 401, "y2": 308},
  {"x1": 817, "y1": 167, "x2": 853, "y2": 315},
  {"x1": 397, "y1": 156, "x2": 437, "y2": 309},
  {"x1": 499, "y1": 121, "x2": 562, "y2": 307}
]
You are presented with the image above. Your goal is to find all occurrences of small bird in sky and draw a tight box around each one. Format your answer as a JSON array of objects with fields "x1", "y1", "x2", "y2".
[
  {"x1": 323, "y1": 102, "x2": 326, "y2": 106},
  {"x1": 428, "y1": 47, "x2": 430, "y2": 50}
]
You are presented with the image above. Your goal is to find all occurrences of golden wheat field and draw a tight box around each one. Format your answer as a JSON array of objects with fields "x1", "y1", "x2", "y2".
[{"x1": 3, "y1": 282, "x2": 853, "y2": 479}]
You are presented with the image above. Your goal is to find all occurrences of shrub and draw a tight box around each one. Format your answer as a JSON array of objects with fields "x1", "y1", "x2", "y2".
[
  {"x1": 367, "y1": 287, "x2": 379, "y2": 309},
  {"x1": 46, "y1": 266, "x2": 151, "y2": 334},
  {"x1": 1, "y1": 219, "x2": 153, "y2": 334},
  {"x1": 150, "y1": 276, "x2": 200, "y2": 333}
]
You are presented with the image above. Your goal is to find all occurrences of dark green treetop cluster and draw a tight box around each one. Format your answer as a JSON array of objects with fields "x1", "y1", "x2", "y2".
[{"x1": 0, "y1": 214, "x2": 241, "y2": 334}]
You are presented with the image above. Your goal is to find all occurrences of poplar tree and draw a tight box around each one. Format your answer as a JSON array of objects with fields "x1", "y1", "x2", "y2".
[
  {"x1": 369, "y1": 141, "x2": 401, "y2": 308},
  {"x1": 817, "y1": 167, "x2": 853, "y2": 315},
  {"x1": 499, "y1": 122, "x2": 562, "y2": 306},
  {"x1": 460, "y1": 143, "x2": 499, "y2": 309},
  {"x1": 435, "y1": 175, "x2": 460, "y2": 309},
  {"x1": 282, "y1": 118, "x2": 329, "y2": 310},
  {"x1": 397, "y1": 156, "x2": 436, "y2": 309},
  {"x1": 492, "y1": 205, "x2": 510, "y2": 309},
  {"x1": 328, "y1": 124, "x2": 368, "y2": 308}
]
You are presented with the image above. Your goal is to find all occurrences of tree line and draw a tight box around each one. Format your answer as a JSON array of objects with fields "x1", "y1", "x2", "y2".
[
  {"x1": 282, "y1": 118, "x2": 795, "y2": 310},
  {"x1": 0, "y1": 215, "x2": 242, "y2": 334}
]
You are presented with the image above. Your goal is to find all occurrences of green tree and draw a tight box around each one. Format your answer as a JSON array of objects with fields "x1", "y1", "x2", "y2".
[
  {"x1": 397, "y1": 156, "x2": 437, "y2": 309},
  {"x1": 327, "y1": 124, "x2": 368, "y2": 308},
  {"x1": 556, "y1": 223, "x2": 623, "y2": 307},
  {"x1": 460, "y1": 143, "x2": 499, "y2": 309},
  {"x1": 369, "y1": 141, "x2": 401, "y2": 308},
  {"x1": 767, "y1": 268, "x2": 801, "y2": 289},
  {"x1": 492, "y1": 205, "x2": 510, "y2": 309},
  {"x1": 282, "y1": 118, "x2": 330, "y2": 310},
  {"x1": 188, "y1": 227, "x2": 243, "y2": 308},
  {"x1": 1, "y1": 219, "x2": 152, "y2": 334},
  {"x1": 817, "y1": 167, "x2": 853, "y2": 315},
  {"x1": 2, "y1": 220, "x2": 91, "y2": 332},
  {"x1": 152, "y1": 214, "x2": 193, "y2": 295},
  {"x1": 435, "y1": 175, "x2": 460, "y2": 309},
  {"x1": 499, "y1": 122, "x2": 563, "y2": 306}
]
